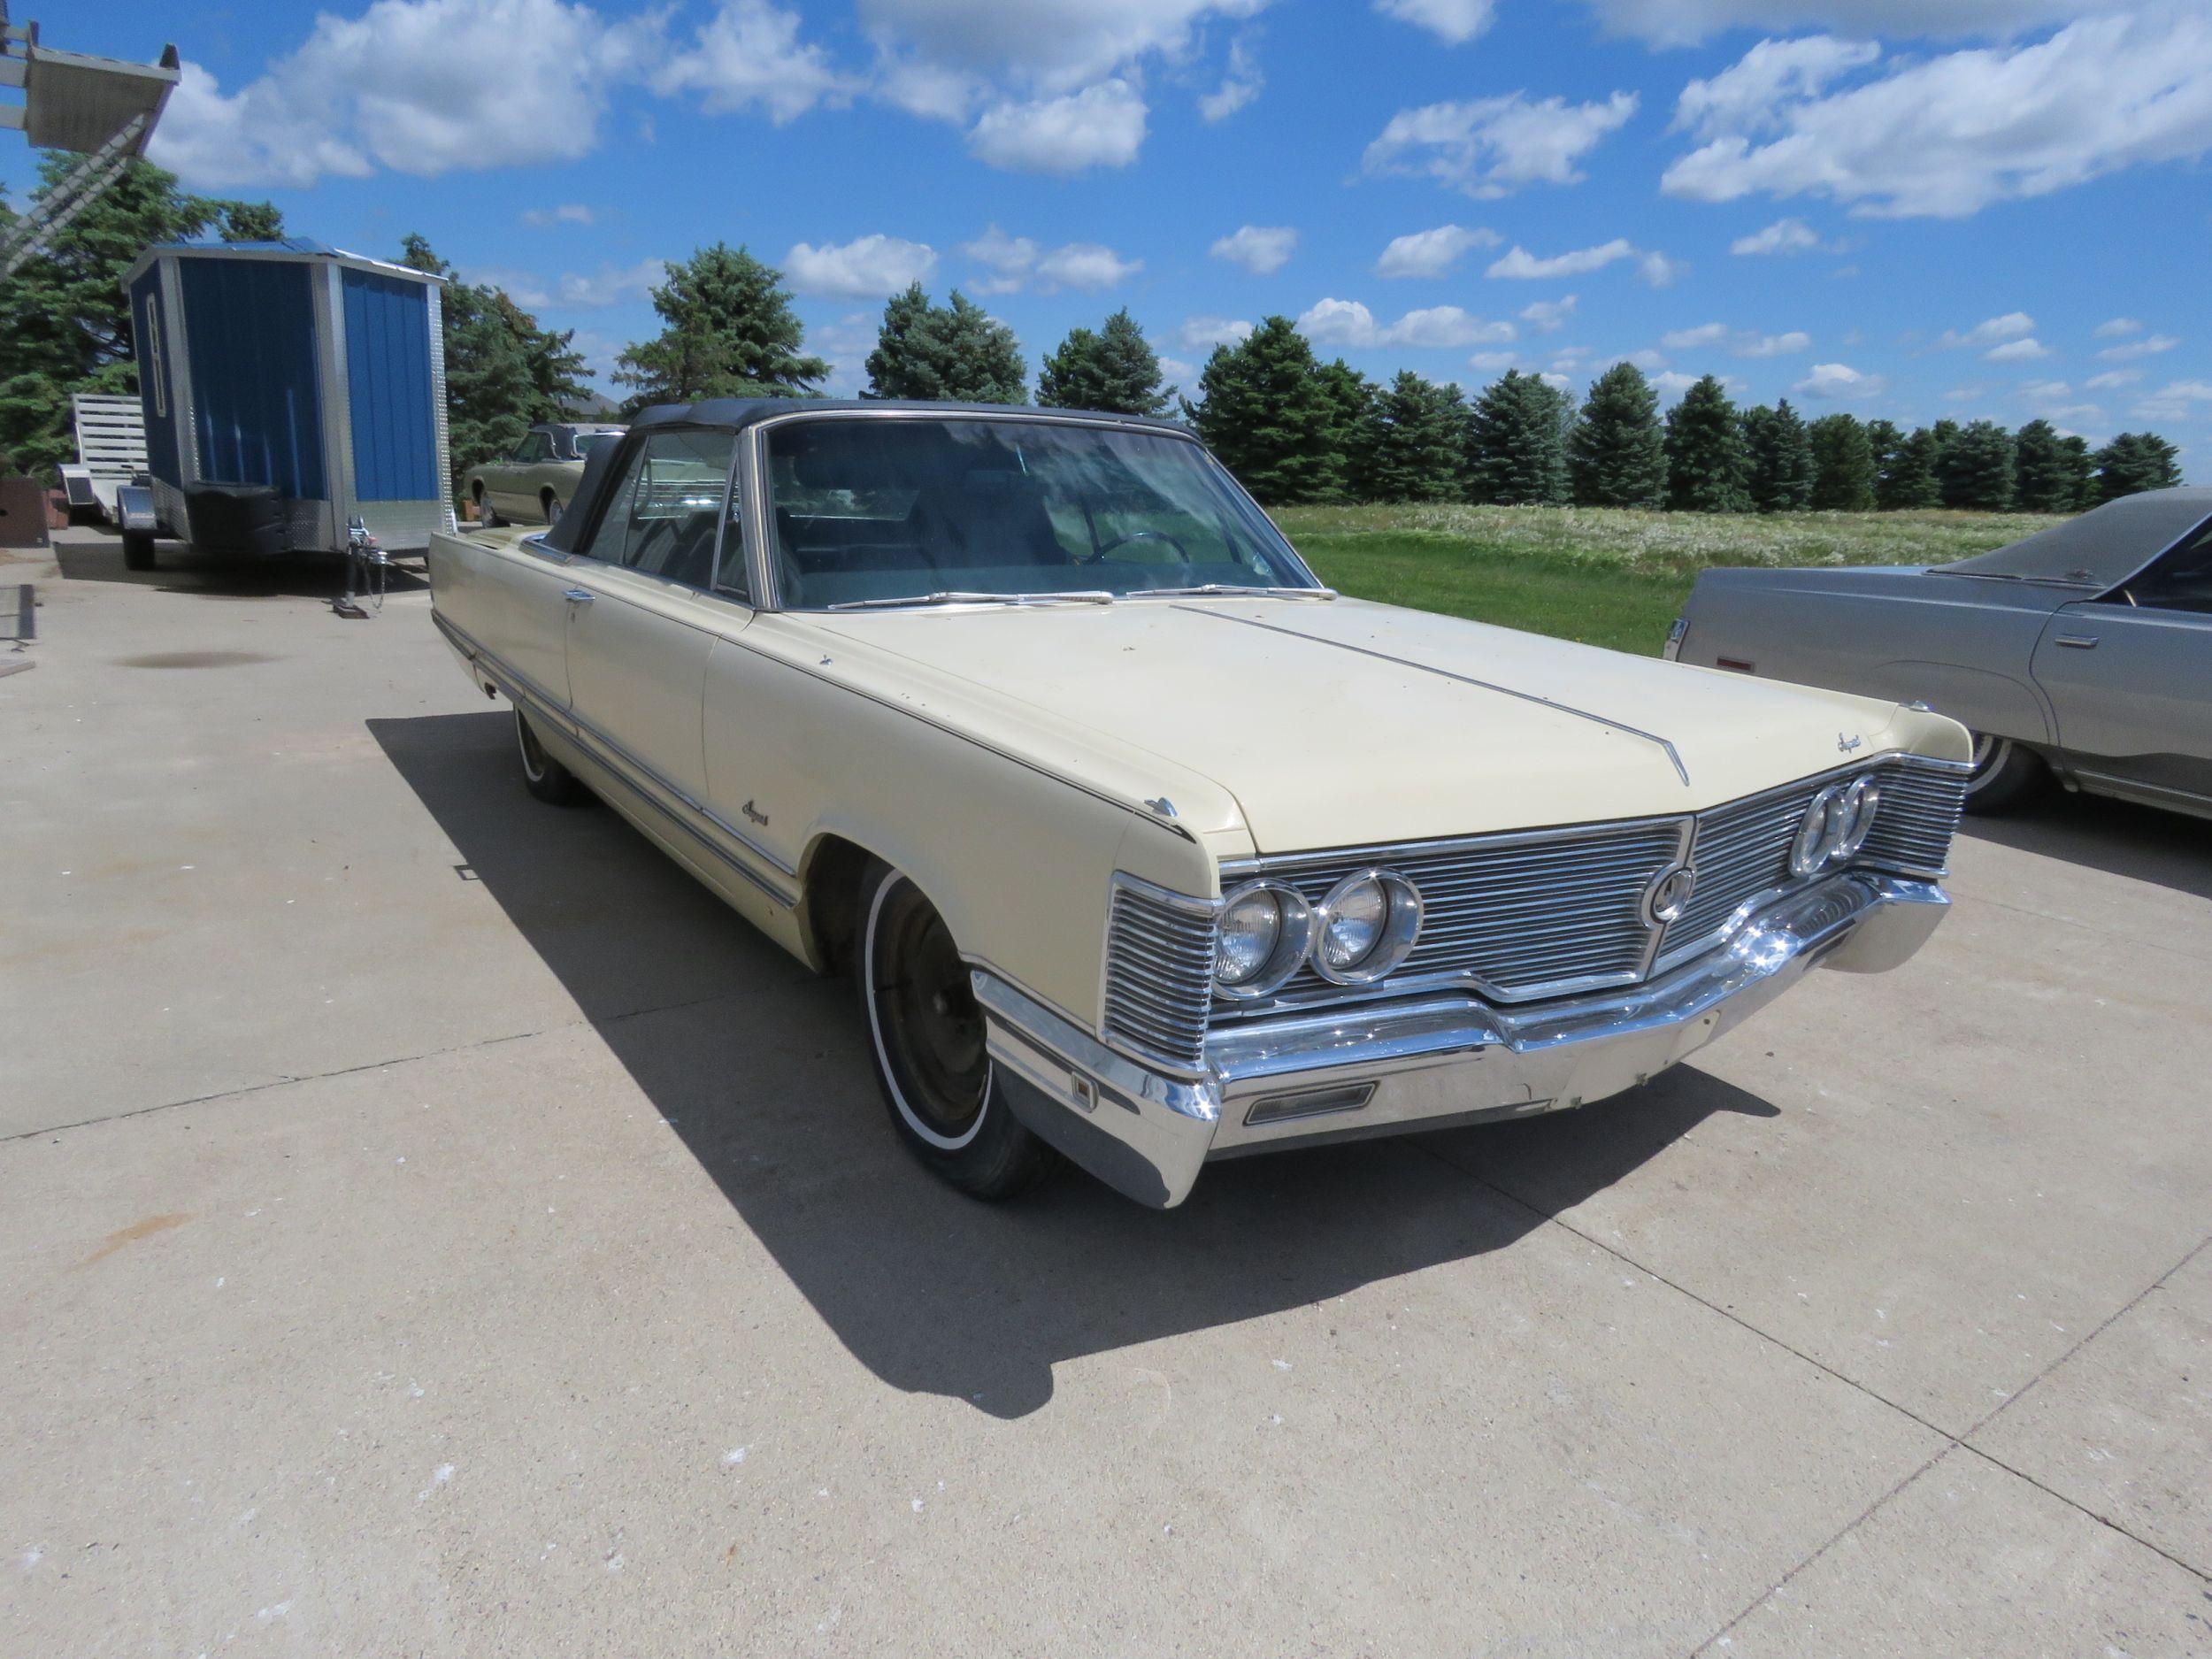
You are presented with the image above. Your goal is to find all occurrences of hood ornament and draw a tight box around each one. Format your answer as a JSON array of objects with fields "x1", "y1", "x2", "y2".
[{"x1": 1837, "y1": 733, "x2": 1863, "y2": 754}]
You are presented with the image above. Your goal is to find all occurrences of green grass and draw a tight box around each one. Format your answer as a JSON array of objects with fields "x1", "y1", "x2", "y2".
[{"x1": 1276, "y1": 503, "x2": 2058, "y2": 657}]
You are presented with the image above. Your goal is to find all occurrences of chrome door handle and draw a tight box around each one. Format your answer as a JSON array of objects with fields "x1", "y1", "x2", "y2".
[
  {"x1": 561, "y1": 588, "x2": 595, "y2": 604},
  {"x1": 2054, "y1": 634, "x2": 2098, "y2": 649}
]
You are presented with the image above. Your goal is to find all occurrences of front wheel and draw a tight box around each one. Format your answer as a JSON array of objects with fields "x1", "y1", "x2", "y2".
[
  {"x1": 474, "y1": 487, "x2": 501, "y2": 528},
  {"x1": 856, "y1": 863, "x2": 1056, "y2": 1201},
  {"x1": 515, "y1": 706, "x2": 590, "y2": 805},
  {"x1": 1962, "y1": 732, "x2": 2047, "y2": 814},
  {"x1": 541, "y1": 493, "x2": 562, "y2": 526}
]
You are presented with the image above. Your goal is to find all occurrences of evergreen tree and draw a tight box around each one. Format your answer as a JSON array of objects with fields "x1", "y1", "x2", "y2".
[
  {"x1": 1663, "y1": 374, "x2": 1751, "y2": 512},
  {"x1": 214, "y1": 199, "x2": 286, "y2": 242},
  {"x1": 2092, "y1": 431, "x2": 2184, "y2": 501},
  {"x1": 1466, "y1": 370, "x2": 1571, "y2": 505},
  {"x1": 1940, "y1": 419, "x2": 2016, "y2": 511},
  {"x1": 0, "y1": 156, "x2": 278, "y2": 476},
  {"x1": 1877, "y1": 426, "x2": 1942, "y2": 510},
  {"x1": 1926, "y1": 418, "x2": 1962, "y2": 488},
  {"x1": 1034, "y1": 309, "x2": 1171, "y2": 415},
  {"x1": 863, "y1": 283, "x2": 1025, "y2": 403},
  {"x1": 1807, "y1": 412, "x2": 1876, "y2": 511},
  {"x1": 1567, "y1": 362, "x2": 1666, "y2": 508},
  {"x1": 2012, "y1": 419, "x2": 2090, "y2": 514},
  {"x1": 614, "y1": 242, "x2": 827, "y2": 411},
  {"x1": 1187, "y1": 317, "x2": 1338, "y2": 505},
  {"x1": 1363, "y1": 371, "x2": 1467, "y2": 503},
  {"x1": 2060, "y1": 434, "x2": 2098, "y2": 510},
  {"x1": 1313, "y1": 357, "x2": 1377, "y2": 502},
  {"x1": 401, "y1": 234, "x2": 592, "y2": 488},
  {"x1": 1743, "y1": 397, "x2": 1816, "y2": 512}
]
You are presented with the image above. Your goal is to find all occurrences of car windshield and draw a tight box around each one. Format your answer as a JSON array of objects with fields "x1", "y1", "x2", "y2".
[
  {"x1": 764, "y1": 416, "x2": 1321, "y2": 610},
  {"x1": 575, "y1": 431, "x2": 622, "y2": 459}
]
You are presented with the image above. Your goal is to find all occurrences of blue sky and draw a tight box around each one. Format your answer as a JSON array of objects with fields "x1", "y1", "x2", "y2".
[{"x1": 25, "y1": 1, "x2": 2212, "y2": 474}]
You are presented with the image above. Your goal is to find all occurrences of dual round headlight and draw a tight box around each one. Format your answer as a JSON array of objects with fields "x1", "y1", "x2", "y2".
[
  {"x1": 1214, "y1": 868, "x2": 1423, "y2": 998},
  {"x1": 1789, "y1": 775, "x2": 1880, "y2": 878}
]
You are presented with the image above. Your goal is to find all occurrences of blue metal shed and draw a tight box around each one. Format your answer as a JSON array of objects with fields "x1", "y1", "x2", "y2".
[{"x1": 121, "y1": 239, "x2": 450, "y2": 556}]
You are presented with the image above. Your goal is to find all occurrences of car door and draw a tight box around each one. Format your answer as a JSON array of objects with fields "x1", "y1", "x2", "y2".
[
  {"x1": 561, "y1": 427, "x2": 740, "y2": 813},
  {"x1": 2029, "y1": 516, "x2": 2212, "y2": 810},
  {"x1": 435, "y1": 524, "x2": 576, "y2": 713}
]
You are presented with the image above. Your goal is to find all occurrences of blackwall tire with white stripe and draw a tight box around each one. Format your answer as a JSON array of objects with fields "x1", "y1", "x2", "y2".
[
  {"x1": 1962, "y1": 731, "x2": 2047, "y2": 814},
  {"x1": 515, "y1": 705, "x2": 591, "y2": 806},
  {"x1": 855, "y1": 860, "x2": 1056, "y2": 1201}
]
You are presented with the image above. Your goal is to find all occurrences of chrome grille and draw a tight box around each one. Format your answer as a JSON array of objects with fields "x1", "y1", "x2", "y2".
[
  {"x1": 1250, "y1": 819, "x2": 1686, "y2": 1002},
  {"x1": 1101, "y1": 877, "x2": 1217, "y2": 1071},
  {"x1": 1858, "y1": 759, "x2": 1969, "y2": 878}
]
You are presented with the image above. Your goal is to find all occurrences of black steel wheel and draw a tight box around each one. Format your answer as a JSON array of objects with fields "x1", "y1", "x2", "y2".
[
  {"x1": 856, "y1": 862, "x2": 1055, "y2": 1200},
  {"x1": 515, "y1": 705, "x2": 590, "y2": 805},
  {"x1": 1962, "y1": 731, "x2": 2047, "y2": 814}
]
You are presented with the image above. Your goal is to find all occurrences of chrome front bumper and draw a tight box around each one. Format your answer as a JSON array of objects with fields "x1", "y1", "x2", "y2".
[{"x1": 976, "y1": 872, "x2": 1947, "y2": 1210}]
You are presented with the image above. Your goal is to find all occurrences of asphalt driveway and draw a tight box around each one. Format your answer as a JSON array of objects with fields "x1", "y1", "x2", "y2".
[{"x1": 4, "y1": 528, "x2": 2208, "y2": 1656}]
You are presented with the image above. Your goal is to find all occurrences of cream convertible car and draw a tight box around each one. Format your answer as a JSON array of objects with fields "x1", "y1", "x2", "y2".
[{"x1": 427, "y1": 402, "x2": 1971, "y2": 1209}]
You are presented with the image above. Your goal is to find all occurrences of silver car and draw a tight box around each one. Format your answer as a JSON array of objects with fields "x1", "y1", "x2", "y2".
[{"x1": 1669, "y1": 488, "x2": 2212, "y2": 818}]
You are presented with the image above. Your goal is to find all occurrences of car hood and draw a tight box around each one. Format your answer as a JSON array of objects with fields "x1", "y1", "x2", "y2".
[{"x1": 812, "y1": 597, "x2": 1924, "y2": 855}]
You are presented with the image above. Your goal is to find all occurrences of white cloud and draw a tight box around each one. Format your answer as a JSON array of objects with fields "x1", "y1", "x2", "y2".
[
  {"x1": 1661, "y1": 12, "x2": 2212, "y2": 219},
  {"x1": 2093, "y1": 317, "x2": 2143, "y2": 339},
  {"x1": 1037, "y1": 242, "x2": 1142, "y2": 289},
  {"x1": 1622, "y1": 349, "x2": 1668, "y2": 372},
  {"x1": 1730, "y1": 216, "x2": 1825, "y2": 255},
  {"x1": 522, "y1": 203, "x2": 595, "y2": 227},
  {"x1": 1374, "y1": 224, "x2": 1499, "y2": 278},
  {"x1": 1652, "y1": 370, "x2": 1699, "y2": 398},
  {"x1": 1935, "y1": 311, "x2": 2035, "y2": 349},
  {"x1": 1487, "y1": 239, "x2": 1635, "y2": 279},
  {"x1": 1661, "y1": 322, "x2": 1731, "y2": 350},
  {"x1": 2132, "y1": 380, "x2": 2212, "y2": 421},
  {"x1": 465, "y1": 257, "x2": 666, "y2": 310},
  {"x1": 1198, "y1": 35, "x2": 1263, "y2": 122},
  {"x1": 1364, "y1": 91, "x2": 1638, "y2": 197},
  {"x1": 1584, "y1": 0, "x2": 2131, "y2": 50},
  {"x1": 1210, "y1": 225, "x2": 1298, "y2": 275},
  {"x1": 1180, "y1": 315, "x2": 1254, "y2": 351},
  {"x1": 1519, "y1": 296, "x2": 1578, "y2": 333},
  {"x1": 1660, "y1": 322, "x2": 1809, "y2": 357},
  {"x1": 150, "y1": 0, "x2": 661, "y2": 188},
  {"x1": 965, "y1": 227, "x2": 1148, "y2": 296},
  {"x1": 1984, "y1": 337, "x2": 2049, "y2": 363},
  {"x1": 786, "y1": 234, "x2": 937, "y2": 298},
  {"x1": 1375, "y1": 0, "x2": 1498, "y2": 45},
  {"x1": 1638, "y1": 250, "x2": 1689, "y2": 288},
  {"x1": 1540, "y1": 372, "x2": 1574, "y2": 392},
  {"x1": 660, "y1": 0, "x2": 850, "y2": 123},
  {"x1": 1795, "y1": 361, "x2": 1885, "y2": 399},
  {"x1": 2099, "y1": 333, "x2": 2180, "y2": 362},
  {"x1": 965, "y1": 79, "x2": 1148, "y2": 172},
  {"x1": 2085, "y1": 368, "x2": 2144, "y2": 390},
  {"x1": 1296, "y1": 298, "x2": 1515, "y2": 349},
  {"x1": 1468, "y1": 349, "x2": 1519, "y2": 371},
  {"x1": 1740, "y1": 330, "x2": 1812, "y2": 357},
  {"x1": 856, "y1": 0, "x2": 1264, "y2": 96}
]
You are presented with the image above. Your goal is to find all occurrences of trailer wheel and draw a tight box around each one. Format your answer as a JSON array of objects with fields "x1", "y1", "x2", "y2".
[{"x1": 121, "y1": 530, "x2": 157, "y2": 571}]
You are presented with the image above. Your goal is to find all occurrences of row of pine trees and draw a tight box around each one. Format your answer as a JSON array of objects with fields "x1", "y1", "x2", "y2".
[{"x1": 586, "y1": 244, "x2": 2184, "y2": 518}]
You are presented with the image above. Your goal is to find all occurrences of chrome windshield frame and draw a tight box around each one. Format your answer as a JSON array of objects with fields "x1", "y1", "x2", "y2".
[{"x1": 737, "y1": 404, "x2": 1327, "y2": 614}]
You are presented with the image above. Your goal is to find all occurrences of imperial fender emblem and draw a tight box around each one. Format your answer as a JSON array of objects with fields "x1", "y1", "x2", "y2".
[
  {"x1": 1642, "y1": 863, "x2": 1698, "y2": 927},
  {"x1": 740, "y1": 798, "x2": 770, "y2": 827}
]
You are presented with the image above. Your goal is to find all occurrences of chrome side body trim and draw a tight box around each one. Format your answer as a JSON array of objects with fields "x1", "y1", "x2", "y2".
[
  {"x1": 432, "y1": 611, "x2": 800, "y2": 906},
  {"x1": 975, "y1": 871, "x2": 1949, "y2": 1207}
]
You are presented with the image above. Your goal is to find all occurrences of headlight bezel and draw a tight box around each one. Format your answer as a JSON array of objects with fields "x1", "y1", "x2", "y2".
[
  {"x1": 1309, "y1": 867, "x2": 1425, "y2": 987},
  {"x1": 1212, "y1": 879, "x2": 1314, "y2": 1000},
  {"x1": 1790, "y1": 774, "x2": 1881, "y2": 878}
]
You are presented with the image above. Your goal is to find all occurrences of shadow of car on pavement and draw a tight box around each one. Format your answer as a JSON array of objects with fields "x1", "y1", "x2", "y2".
[
  {"x1": 370, "y1": 708, "x2": 1778, "y2": 1418},
  {"x1": 1957, "y1": 787, "x2": 2211, "y2": 902},
  {"x1": 53, "y1": 531, "x2": 427, "y2": 599}
]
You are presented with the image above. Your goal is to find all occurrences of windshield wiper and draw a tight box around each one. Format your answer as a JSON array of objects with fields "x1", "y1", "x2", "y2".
[
  {"x1": 1123, "y1": 583, "x2": 1336, "y2": 600},
  {"x1": 825, "y1": 589, "x2": 1116, "y2": 611}
]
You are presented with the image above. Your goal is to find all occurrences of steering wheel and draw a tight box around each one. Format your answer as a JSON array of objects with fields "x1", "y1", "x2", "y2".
[{"x1": 1087, "y1": 528, "x2": 1192, "y2": 565}]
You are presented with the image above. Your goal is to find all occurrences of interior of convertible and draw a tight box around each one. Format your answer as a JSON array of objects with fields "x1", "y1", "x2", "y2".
[{"x1": 763, "y1": 417, "x2": 1316, "y2": 608}]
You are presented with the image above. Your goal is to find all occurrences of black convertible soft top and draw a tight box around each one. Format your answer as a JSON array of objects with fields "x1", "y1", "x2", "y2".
[
  {"x1": 538, "y1": 398, "x2": 1191, "y2": 556},
  {"x1": 1937, "y1": 487, "x2": 2212, "y2": 588}
]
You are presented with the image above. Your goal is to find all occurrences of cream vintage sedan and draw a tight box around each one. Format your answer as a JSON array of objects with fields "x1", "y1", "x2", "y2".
[{"x1": 426, "y1": 401, "x2": 1971, "y2": 1209}]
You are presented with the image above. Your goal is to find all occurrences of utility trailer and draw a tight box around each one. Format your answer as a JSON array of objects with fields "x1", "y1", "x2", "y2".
[
  {"x1": 119, "y1": 239, "x2": 450, "y2": 570},
  {"x1": 57, "y1": 391, "x2": 144, "y2": 520}
]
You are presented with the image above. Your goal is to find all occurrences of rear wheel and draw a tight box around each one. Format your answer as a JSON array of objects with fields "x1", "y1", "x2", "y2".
[
  {"x1": 1962, "y1": 731, "x2": 2047, "y2": 814},
  {"x1": 541, "y1": 491, "x2": 562, "y2": 526},
  {"x1": 473, "y1": 485, "x2": 501, "y2": 528},
  {"x1": 856, "y1": 862, "x2": 1055, "y2": 1201},
  {"x1": 121, "y1": 529, "x2": 156, "y2": 571},
  {"x1": 515, "y1": 706, "x2": 590, "y2": 805}
]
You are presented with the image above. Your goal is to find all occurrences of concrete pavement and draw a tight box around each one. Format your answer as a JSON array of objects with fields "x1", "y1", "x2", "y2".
[{"x1": 4, "y1": 527, "x2": 2208, "y2": 1655}]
